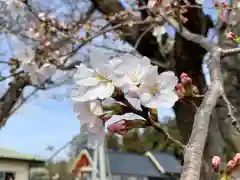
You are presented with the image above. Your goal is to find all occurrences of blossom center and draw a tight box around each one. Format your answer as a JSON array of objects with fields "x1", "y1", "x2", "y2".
[
  {"x1": 129, "y1": 71, "x2": 139, "y2": 83},
  {"x1": 151, "y1": 86, "x2": 158, "y2": 95},
  {"x1": 96, "y1": 75, "x2": 112, "y2": 83}
]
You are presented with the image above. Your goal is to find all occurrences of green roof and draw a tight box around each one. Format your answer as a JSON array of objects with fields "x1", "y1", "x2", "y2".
[{"x1": 0, "y1": 148, "x2": 45, "y2": 162}]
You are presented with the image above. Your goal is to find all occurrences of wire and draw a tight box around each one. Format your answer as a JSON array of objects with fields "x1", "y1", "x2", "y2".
[{"x1": 105, "y1": 139, "x2": 112, "y2": 180}]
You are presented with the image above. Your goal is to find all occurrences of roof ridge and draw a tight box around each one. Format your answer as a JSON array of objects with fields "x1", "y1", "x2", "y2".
[
  {"x1": 0, "y1": 147, "x2": 45, "y2": 162},
  {"x1": 144, "y1": 151, "x2": 166, "y2": 174}
]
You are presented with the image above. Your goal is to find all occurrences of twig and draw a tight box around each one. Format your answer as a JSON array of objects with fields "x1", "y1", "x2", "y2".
[
  {"x1": 113, "y1": 90, "x2": 185, "y2": 149},
  {"x1": 150, "y1": 120, "x2": 185, "y2": 149},
  {"x1": 134, "y1": 24, "x2": 155, "y2": 50},
  {"x1": 221, "y1": 47, "x2": 240, "y2": 57}
]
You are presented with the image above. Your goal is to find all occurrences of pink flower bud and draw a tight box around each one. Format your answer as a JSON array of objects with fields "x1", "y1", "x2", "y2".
[
  {"x1": 107, "y1": 120, "x2": 129, "y2": 135},
  {"x1": 212, "y1": 156, "x2": 221, "y2": 169},
  {"x1": 175, "y1": 83, "x2": 184, "y2": 90},
  {"x1": 226, "y1": 160, "x2": 237, "y2": 173},
  {"x1": 175, "y1": 83, "x2": 185, "y2": 99},
  {"x1": 164, "y1": 3, "x2": 171, "y2": 9},
  {"x1": 226, "y1": 32, "x2": 236, "y2": 40},
  {"x1": 180, "y1": 73, "x2": 192, "y2": 84},
  {"x1": 233, "y1": 153, "x2": 240, "y2": 164},
  {"x1": 180, "y1": 72, "x2": 188, "y2": 79}
]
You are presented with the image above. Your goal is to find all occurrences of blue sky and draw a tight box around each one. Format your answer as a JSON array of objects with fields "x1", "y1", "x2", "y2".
[{"x1": 0, "y1": 0, "x2": 217, "y2": 160}]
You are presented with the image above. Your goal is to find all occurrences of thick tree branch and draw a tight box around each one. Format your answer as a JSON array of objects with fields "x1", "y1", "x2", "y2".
[
  {"x1": 180, "y1": 49, "x2": 223, "y2": 180},
  {"x1": 0, "y1": 74, "x2": 29, "y2": 128}
]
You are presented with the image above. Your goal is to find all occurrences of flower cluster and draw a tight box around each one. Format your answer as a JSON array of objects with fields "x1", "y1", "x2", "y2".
[
  {"x1": 71, "y1": 50, "x2": 179, "y2": 145},
  {"x1": 175, "y1": 72, "x2": 197, "y2": 99},
  {"x1": 15, "y1": 46, "x2": 56, "y2": 86}
]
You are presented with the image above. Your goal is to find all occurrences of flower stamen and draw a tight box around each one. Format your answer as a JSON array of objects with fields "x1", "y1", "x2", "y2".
[
  {"x1": 96, "y1": 75, "x2": 112, "y2": 83},
  {"x1": 151, "y1": 87, "x2": 158, "y2": 95}
]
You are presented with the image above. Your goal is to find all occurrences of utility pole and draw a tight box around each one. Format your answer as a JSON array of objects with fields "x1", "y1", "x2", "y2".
[
  {"x1": 91, "y1": 147, "x2": 98, "y2": 180},
  {"x1": 99, "y1": 140, "x2": 107, "y2": 180}
]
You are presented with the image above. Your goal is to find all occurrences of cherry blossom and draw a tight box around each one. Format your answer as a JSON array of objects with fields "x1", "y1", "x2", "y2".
[
  {"x1": 72, "y1": 51, "x2": 122, "y2": 102},
  {"x1": 71, "y1": 51, "x2": 182, "y2": 145},
  {"x1": 29, "y1": 63, "x2": 56, "y2": 86},
  {"x1": 72, "y1": 101, "x2": 105, "y2": 143},
  {"x1": 138, "y1": 67, "x2": 179, "y2": 108},
  {"x1": 112, "y1": 54, "x2": 151, "y2": 87}
]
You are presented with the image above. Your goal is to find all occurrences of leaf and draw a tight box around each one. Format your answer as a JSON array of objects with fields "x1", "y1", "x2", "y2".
[
  {"x1": 234, "y1": 37, "x2": 240, "y2": 44},
  {"x1": 220, "y1": 174, "x2": 230, "y2": 180}
]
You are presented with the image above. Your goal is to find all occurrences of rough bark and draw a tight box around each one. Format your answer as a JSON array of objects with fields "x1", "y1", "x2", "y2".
[
  {"x1": 216, "y1": 2, "x2": 240, "y2": 154},
  {"x1": 0, "y1": 75, "x2": 29, "y2": 127}
]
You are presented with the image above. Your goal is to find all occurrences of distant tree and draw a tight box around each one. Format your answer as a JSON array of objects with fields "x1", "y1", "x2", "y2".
[
  {"x1": 121, "y1": 129, "x2": 145, "y2": 154},
  {"x1": 106, "y1": 132, "x2": 120, "y2": 151}
]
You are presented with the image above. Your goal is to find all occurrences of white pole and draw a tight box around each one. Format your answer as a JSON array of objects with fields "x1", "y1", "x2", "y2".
[
  {"x1": 99, "y1": 140, "x2": 106, "y2": 180},
  {"x1": 91, "y1": 147, "x2": 98, "y2": 180}
]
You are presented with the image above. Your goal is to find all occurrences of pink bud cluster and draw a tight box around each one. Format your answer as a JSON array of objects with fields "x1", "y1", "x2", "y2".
[
  {"x1": 175, "y1": 72, "x2": 192, "y2": 99},
  {"x1": 107, "y1": 119, "x2": 140, "y2": 136},
  {"x1": 212, "y1": 153, "x2": 240, "y2": 174}
]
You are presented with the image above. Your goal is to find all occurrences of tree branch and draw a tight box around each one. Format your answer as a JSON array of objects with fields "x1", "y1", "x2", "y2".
[
  {"x1": 180, "y1": 49, "x2": 223, "y2": 180},
  {"x1": 0, "y1": 74, "x2": 29, "y2": 128}
]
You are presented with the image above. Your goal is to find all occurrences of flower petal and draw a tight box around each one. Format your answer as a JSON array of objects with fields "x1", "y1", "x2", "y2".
[
  {"x1": 145, "y1": 92, "x2": 179, "y2": 108},
  {"x1": 157, "y1": 71, "x2": 178, "y2": 91},
  {"x1": 140, "y1": 92, "x2": 152, "y2": 105},
  {"x1": 94, "y1": 82, "x2": 115, "y2": 100},
  {"x1": 75, "y1": 77, "x2": 100, "y2": 86},
  {"x1": 22, "y1": 61, "x2": 38, "y2": 73},
  {"x1": 90, "y1": 100, "x2": 104, "y2": 116},
  {"x1": 30, "y1": 72, "x2": 46, "y2": 86},
  {"x1": 39, "y1": 63, "x2": 56, "y2": 78},
  {"x1": 74, "y1": 64, "x2": 95, "y2": 81},
  {"x1": 71, "y1": 86, "x2": 98, "y2": 102},
  {"x1": 141, "y1": 65, "x2": 159, "y2": 86}
]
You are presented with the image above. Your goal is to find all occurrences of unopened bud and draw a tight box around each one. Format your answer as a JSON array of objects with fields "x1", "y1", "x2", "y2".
[
  {"x1": 107, "y1": 120, "x2": 129, "y2": 135},
  {"x1": 233, "y1": 153, "x2": 240, "y2": 164},
  {"x1": 175, "y1": 83, "x2": 185, "y2": 99},
  {"x1": 226, "y1": 31, "x2": 236, "y2": 40},
  {"x1": 180, "y1": 72, "x2": 188, "y2": 79},
  {"x1": 100, "y1": 113, "x2": 113, "y2": 124},
  {"x1": 212, "y1": 156, "x2": 221, "y2": 170},
  {"x1": 226, "y1": 160, "x2": 237, "y2": 173}
]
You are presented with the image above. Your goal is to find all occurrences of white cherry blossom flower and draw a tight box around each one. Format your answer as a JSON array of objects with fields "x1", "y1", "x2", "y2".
[
  {"x1": 21, "y1": 61, "x2": 38, "y2": 73},
  {"x1": 73, "y1": 101, "x2": 105, "y2": 140},
  {"x1": 139, "y1": 67, "x2": 179, "y2": 108},
  {"x1": 23, "y1": 63, "x2": 56, "y2": 86},
  {"x1": 5, "y1": 0, "x2": 25, "y2": 19},
  {"x1": 112, "y1": 54, "x2": 151, "y2": 87},
  {"x1": 72, "y1": 51, "x2": 121, "y2": 102},
  {"x1": 15, "y1": 46, "x2": 35, "y2": 62}
]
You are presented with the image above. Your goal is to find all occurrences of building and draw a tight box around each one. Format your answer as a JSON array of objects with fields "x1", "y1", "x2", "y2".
[
  {"x1": 69, "y1": 148, "x2": 182, "y2": 180},
  {"x1": 0, "y1": 148, "x2": 45, "y2": 180}
]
